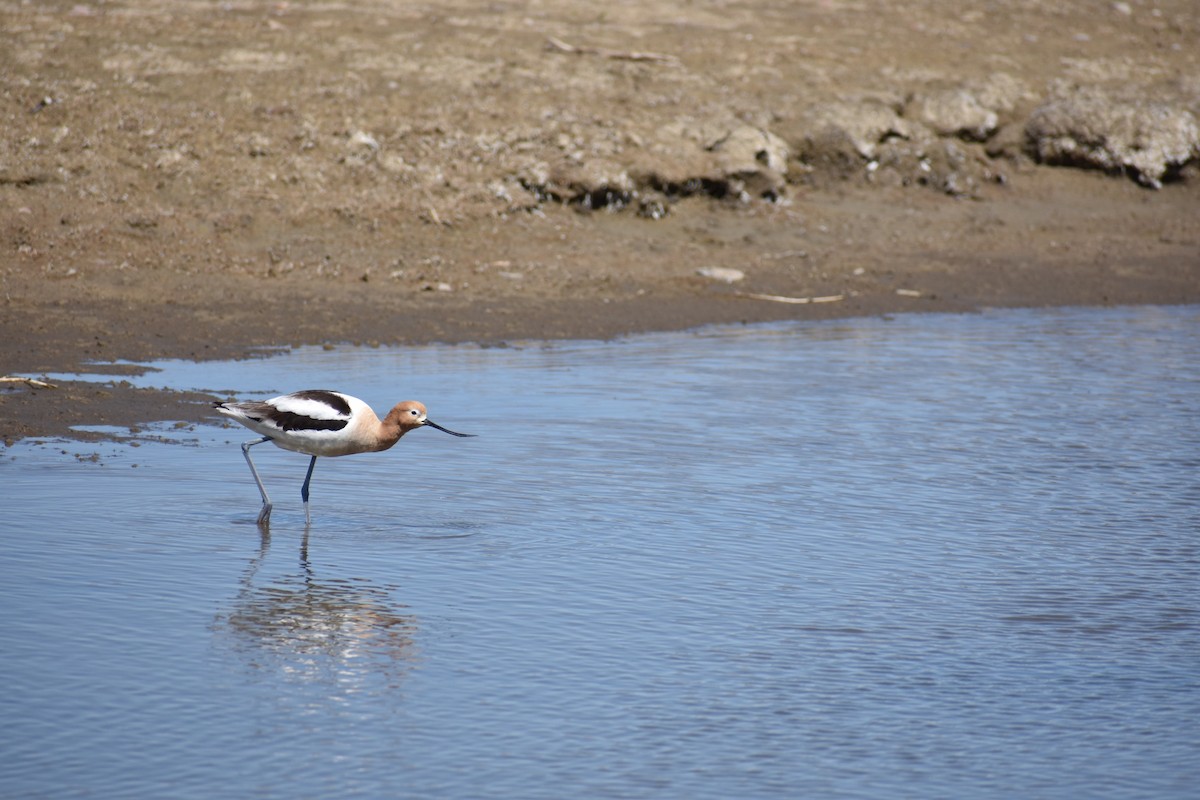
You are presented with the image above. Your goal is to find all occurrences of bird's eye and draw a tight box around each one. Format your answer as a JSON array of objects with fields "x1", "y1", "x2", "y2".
[{"x1": 409, "y1": 409, "x2": 420, "y2": 416}]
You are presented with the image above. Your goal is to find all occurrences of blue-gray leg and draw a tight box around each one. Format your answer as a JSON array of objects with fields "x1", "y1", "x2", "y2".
[
  {"x1": 241, "y1": 437, "x2": 274, "y2": 525},
  {"x1": 301, "y1": 456, "x2": 318, "y2": 525}
]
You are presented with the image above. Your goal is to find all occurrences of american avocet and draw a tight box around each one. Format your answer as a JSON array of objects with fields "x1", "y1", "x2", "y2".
[{"x1": 215, "y1": 390, "x2": 474, "y2": 525}]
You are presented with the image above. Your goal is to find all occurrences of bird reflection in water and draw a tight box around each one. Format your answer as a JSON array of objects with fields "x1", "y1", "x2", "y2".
[{"x1": 215, "y1": 527, "x2": 418, "y2": 689}]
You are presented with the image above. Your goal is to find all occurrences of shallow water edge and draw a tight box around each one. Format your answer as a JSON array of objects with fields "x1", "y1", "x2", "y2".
[{"x1": 7, "y1": 299, "x2": 1199, "y2": 446}]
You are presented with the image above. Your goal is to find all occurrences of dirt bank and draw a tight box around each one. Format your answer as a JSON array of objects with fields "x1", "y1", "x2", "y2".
[{"x1": 3, "y1": 0, "x2": 1199, "y2": 443}]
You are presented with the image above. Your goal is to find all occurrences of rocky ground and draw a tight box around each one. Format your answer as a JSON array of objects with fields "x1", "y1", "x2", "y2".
[{"x1": 2, "y1": 0, "x2": 1199, "y2": 443}]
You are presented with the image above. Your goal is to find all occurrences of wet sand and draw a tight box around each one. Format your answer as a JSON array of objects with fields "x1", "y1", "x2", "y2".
[{"x1": 3, "y1": 0, "x2": 1198, "y2": 443}]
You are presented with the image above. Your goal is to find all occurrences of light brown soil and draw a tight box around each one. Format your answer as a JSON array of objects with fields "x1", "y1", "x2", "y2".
[{"x1": 3, "y1": 0, "x2": 1199, "y2": 443}]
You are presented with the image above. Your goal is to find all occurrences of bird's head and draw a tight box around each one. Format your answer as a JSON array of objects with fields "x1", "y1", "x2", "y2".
[{"x1": 393, "y1": 400, "x2": 475, "y2": 437}]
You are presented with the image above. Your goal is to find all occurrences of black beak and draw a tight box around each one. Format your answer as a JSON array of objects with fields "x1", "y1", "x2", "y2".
[{"x1": 423, "y1": 419, "x2": 476, "y2": 437}]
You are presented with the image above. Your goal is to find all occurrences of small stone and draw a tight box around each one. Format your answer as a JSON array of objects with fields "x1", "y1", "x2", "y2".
[
  {"x1": 246, "y1": 133, "x2": 270, "y2": 157},
  {"x1": 637, "y1": 196, "x2": 668, "y2": 219},
  {"x1": 349, "y1": 130, "x2": 380, "y2": 150},
  {"x1": 696, "y1": 267, "x2": 745, "y2": 283}
]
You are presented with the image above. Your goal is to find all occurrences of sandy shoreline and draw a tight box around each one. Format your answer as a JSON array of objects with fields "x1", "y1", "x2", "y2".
[
  {"x1": 3, "y1": 0, "x2": 1198, "y2": 443},
  {"x1": 4, "y1": 171, "x2": 1199, "y2": 446}
]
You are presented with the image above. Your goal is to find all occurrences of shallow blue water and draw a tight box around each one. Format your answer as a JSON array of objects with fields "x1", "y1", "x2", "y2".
[{"x1": 3, "y1": 305, "x2": 1198, "y2": 799}]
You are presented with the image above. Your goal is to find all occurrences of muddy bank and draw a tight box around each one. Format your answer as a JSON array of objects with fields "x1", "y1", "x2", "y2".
[{"x1": 2, "y1": 0, "x2": 1199, "y2": 443}]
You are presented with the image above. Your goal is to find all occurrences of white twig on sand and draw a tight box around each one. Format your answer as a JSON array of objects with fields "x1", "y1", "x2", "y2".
[
  {"x1": 546, "y1": 36, "x2": 679, "y2": 65},
  {"x1": 1, "y1": 376, "x2": 59, "y2": 389},
  {"x1": 736, "y1": 292, "x2": 845, "y2": 305}
]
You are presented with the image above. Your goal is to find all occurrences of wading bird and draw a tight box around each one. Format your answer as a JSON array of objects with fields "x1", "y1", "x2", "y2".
[{"x1": 215, "y1": 389, "x2": 474, "y2": 525}]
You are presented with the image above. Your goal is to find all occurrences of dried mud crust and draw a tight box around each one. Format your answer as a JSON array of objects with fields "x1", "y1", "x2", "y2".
[{"x1": 2, "y1": 0, "x2": 1199, "y2": 443}]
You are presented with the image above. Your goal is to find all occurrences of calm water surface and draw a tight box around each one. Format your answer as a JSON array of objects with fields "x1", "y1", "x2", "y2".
[{"x1": 2, "y1": 305, "x2": 1198, "y2": 799}]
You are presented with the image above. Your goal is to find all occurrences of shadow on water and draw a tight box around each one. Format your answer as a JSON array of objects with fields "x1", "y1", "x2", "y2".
[{"x1": 215, "y1": 525, "x2": 420, "y2": 689}]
